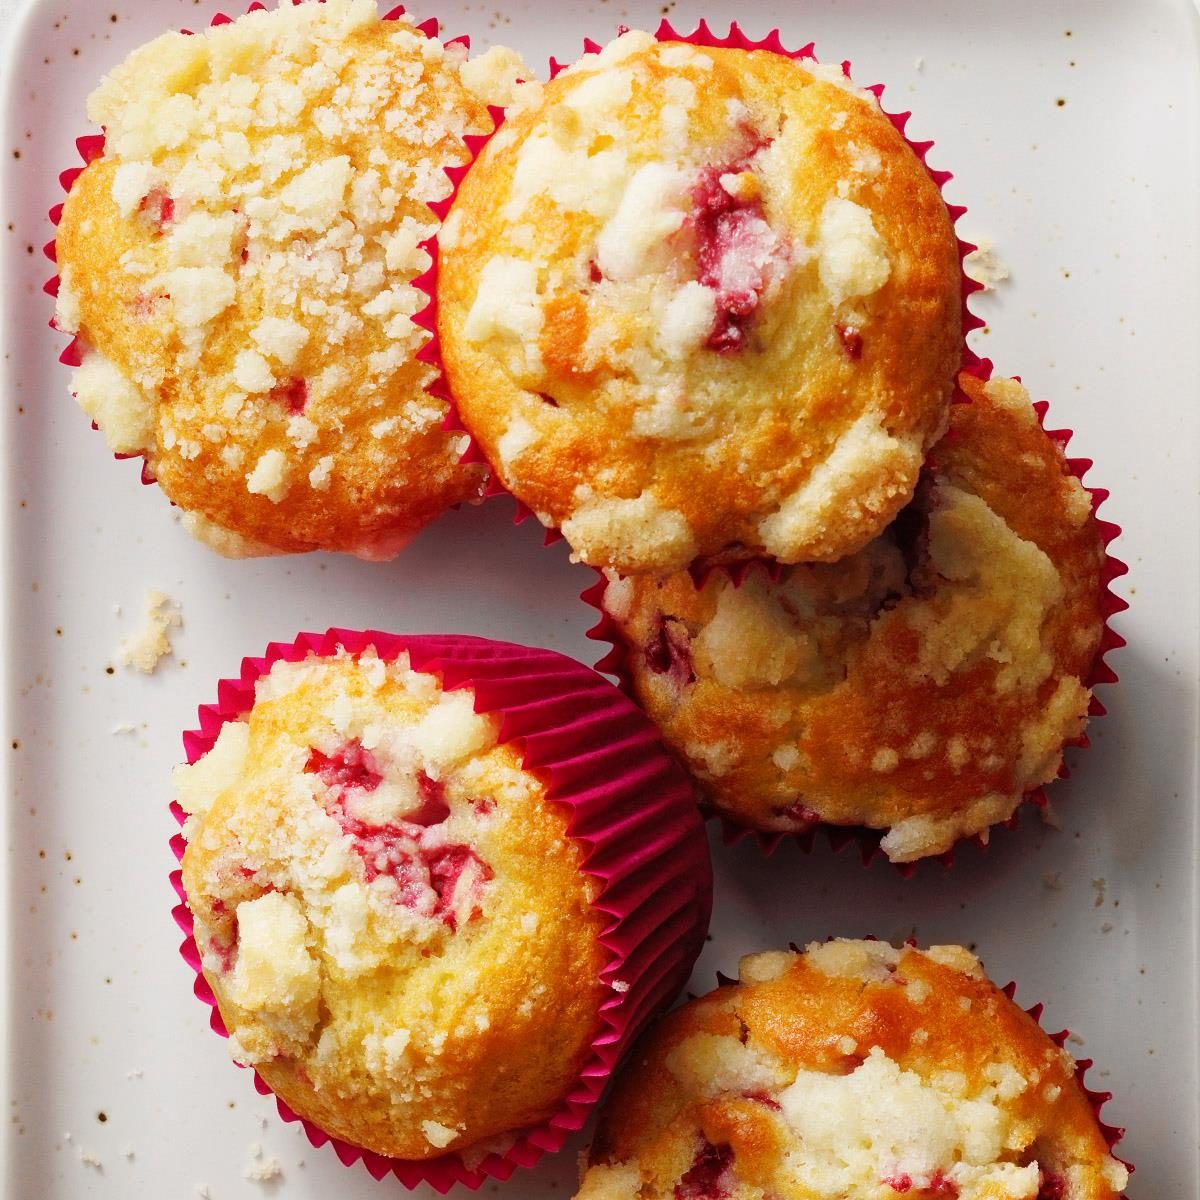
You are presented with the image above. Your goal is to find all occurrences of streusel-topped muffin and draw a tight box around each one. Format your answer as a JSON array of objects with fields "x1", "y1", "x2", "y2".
[
  {"x1": 576, "y1": 940, "x2": 1129, "y2": 1200},
  {"x1": 54, "y1": 1, "x2": 524, "y2": 558},
  {"x1": 601, "y1": 374, "x2": 1108, "y2": 861},
  {"x1": 176, "y1": 646, "x2": 608, "y2": 1159},
  {"x1": 438, "y1": 30, "x2": 962, "y2": 574}
]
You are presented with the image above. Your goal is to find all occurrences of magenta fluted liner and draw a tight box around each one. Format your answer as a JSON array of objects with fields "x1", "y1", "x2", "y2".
[{"x1": 170, "y1": 629, "x2": 712, "y2": 1192}]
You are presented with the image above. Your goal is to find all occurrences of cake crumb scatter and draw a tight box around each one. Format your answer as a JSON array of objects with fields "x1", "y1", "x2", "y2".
[
  {"x1": 964, "y1": 238, "x2": 1010, "y2": 291},
  {"x1": 244, "y1": 1142, "x2": 282, "y2": 1183},
  {"x1": 117, "y1": 590, "x2": 181, "y2": 674}
]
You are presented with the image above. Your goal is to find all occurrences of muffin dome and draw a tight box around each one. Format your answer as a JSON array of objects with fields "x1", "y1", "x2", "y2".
[
  {"x1": 576, "y1": 940, "x2": 1128, "y2": 1200},
  {"x1": 54, "y1": 0, "x2": 523, "y2": 558},
  {"x1": 601, "y1": 374, "x2": 1109, "y2": 861},
  {"x1": 438, "y1": 29, "x2": 962, "y2": 574},
  {"x1": 175, "y1": 645, "x2": 610, "y2": 1160}
]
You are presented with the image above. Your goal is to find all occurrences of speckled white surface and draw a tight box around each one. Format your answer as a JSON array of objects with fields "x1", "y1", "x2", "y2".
[{"x1": 1, "y1": 1, "x2": 1198, "y2": 1198}]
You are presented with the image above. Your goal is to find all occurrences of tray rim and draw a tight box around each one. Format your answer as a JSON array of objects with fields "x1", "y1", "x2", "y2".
[{"x1": 1, "y1": 0, "x2": 1198, "y2": 1195}]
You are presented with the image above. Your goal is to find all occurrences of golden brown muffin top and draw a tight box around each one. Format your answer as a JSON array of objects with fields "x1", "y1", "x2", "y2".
[
  {"x1": 55, "y1": 1, "x2": 527, "y2": 558},
  {"x1": 438, "y1": 31, "x2": 962, "y2": 574},
  {"x1": 177, "y1": 648, "x2": 607, "y2": 1159},
  {"x1": 577, "y1": 940, "x2": 1127, "y2": 1200},
  {"x1": 603, "y1": 376, "x2": 1108, "y2": 860}
]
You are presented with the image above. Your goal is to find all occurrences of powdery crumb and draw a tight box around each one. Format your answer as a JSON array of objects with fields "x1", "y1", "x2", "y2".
[
  {"x1": 458, "y1": 44, "x2": 533, "y2": 107},
  {"x1": 1091, "y1": 877, "x2": 1106, "y2": 908},
  {"x1": 1042, "y1": 871, "x2": 1062, "y2": 891},
  {"x1": 112, "y1": 723, "x2": 137, "y2": 735},
  {"x1": 1040, "y1": 800, "x2": 1063, "y2": 830},
  {"x1": 422, "y1": 1120, "x2": 460, "y2": 1149},
  {"x1": 196, "y1": 1187, "x2": 212, "y2": 1200},
  {"x1": 611, "y1": 978, "x2": 630, "y2": 994},
  {"x1": 964, "y1": 238, "x2": 1010, "y2": 291},
  {"x1": 117, "y1": 590, "x2": 182, "y2": 674},
  {"x1": 79, "y1": 1147, "x2": 103, "y2": 1170},
  {"x1": 244, "y1": 1142, "x2": 282, "y2": 1184}
]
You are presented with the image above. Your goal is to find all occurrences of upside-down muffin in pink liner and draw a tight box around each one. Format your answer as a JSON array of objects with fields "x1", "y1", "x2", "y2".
[
  {"x1": 436, "y1": 27, "x2": 965, "y2": 575},
  {"x1": 50, "y1": 0, "x2": 530, "y2": 559},
  {"x1": 595, "y1": 373, "x2": 1123, "y2": 862},
  {"x1": 170, "y1": 630, "x2": 711, "y2": 1189},
  {"x1": 575, "y1": 940, "x2": 1130, "y2": 1200}
]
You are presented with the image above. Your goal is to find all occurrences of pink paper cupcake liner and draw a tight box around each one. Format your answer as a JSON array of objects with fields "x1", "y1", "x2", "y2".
[
  {"x1": 421, "y1": 18, "x2": 987, "y2": 546},
  {"x1": 169, "y1": 629, "x2": 713, "y2": 1192},
  {"x1": 44, "y1": 2, "x2": 491, "y2": 499},
  {"x1": 583, "y1": 358, "x2": 1127, "y2": 877}
]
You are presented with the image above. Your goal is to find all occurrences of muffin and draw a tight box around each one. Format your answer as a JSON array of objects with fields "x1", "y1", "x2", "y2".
[
  {"x1": 599, "y1": 374, "x2": 1111, "y2": 862},
  {"x1": 437, "y1": 29, "x2": 963, "y2": 574},
  {"x1": 576, "y1": 939, "x2": 1129, "y2": 1200},
  {"x1": 53, "y1": 0, "x2": 527, "y2": 558},
  {"x1": 173, "y1": 632, "x2": 712, "y2": 1174}
]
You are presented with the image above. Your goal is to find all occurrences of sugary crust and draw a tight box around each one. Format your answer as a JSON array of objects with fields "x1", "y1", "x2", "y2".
[
  {"x1": 177, "y1": 650, "x2": 607, "y2": 1159},
  {"x1": 578, "y1": 941, "x2": 1127, "y2": 1200},
  {"x1": 55, "y1": 2, "x2": 503, "y2": 557},
  {"x1": 606, "y1": 375, "x2": 1107, "y2": 860},
  {"x1": 438, "y1": 32, "x2": 961, "y2": 574}
]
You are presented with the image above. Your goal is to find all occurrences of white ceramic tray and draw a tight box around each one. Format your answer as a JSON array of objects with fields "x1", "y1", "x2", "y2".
[{"x1": 2, "y1": 0, "x2": 1198, "y2": 1196}]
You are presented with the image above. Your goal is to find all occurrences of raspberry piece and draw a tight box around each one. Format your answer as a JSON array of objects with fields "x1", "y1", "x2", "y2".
[
  {"x1": 305, "y1": 741, "x2": 382, "y2": 793},
  {"x1": 927, "y1": 1172, "x2": 960, "y2": 1197},
  {"x1": 410, "y1": 771, "x2": 452, "y2": 827},
  {"x1": 772, "y1": 802, "x2": 821, "y2": 829},
  {"x1": 675, "y1": 1140, "x2": 734, "y2": 1200},
  {"x1": 645, "y1": 616, "x2": 695, "y2": 690},
  {"x1": 270, "y1": 377, "x2": 308, "y2": 414},
  {"x1": 307, "y1": 743, "x2": 493, "y2": 929},
  {"x1": 138, "y1": 188, "x2": 175, "y2": 230},
  {"x1": 837, "y1": 323, "x2": 864, "y2": 360},
  {"x1": 883, "y1": 1176, "x2": 913, "y2": 1193},
  {"x1": 1037, "y1": 1173, "x2": 1067, "y2": 1200},
  {"x1": 690, "y1": 143, "x2": 780, "y2": 354},
  {"x1": 205, "y1": 896, "x2": 238, "y2": 974},
  {"x1": 428, "y1": 844, "x2": 494, "y2": 931}
]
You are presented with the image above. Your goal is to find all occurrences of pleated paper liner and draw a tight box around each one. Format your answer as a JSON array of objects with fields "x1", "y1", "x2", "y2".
[
  {"x1": 169, "y1": 629, "x2": 713, "y2": 1191},
  {"x1": 420, "y1": 17, "x2": 987, "y2": 548},
  {"x1": 44, "y1": 2, "x2": 494, "y2": 520},
  {"x1": 583, "y1": 361, "x2": 1127, "y2": 878}
]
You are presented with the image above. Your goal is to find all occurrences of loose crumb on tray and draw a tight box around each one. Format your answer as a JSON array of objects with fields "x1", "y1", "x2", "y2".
[
  {"x1": 964, "y1": 238, "x2": 1010, "y2": 291},
  {"x1": 244, "y1": 1142, "x2": 283, "y2": 1184},
  {"x1": 117, "y1": 590, "x2": 181, "y2": 673}
]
